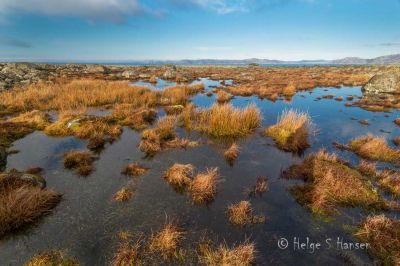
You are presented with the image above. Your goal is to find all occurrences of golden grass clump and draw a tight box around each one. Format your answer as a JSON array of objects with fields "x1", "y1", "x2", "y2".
[
  {"x1": 227, "y1": 201, "x2": 252, "y2": 226},
  {"x1": 63, "y1": 150, "x2": 96, "y2": 176},
  {"x1": 112, "y1": 234, "x2": 142, "y2": 266},
  {"x1": 283, "y1": 149, "x2": 386, "y2": 217},
  {"x1": 224, "y1": 143, "x2": 239, "y2": 163},
  {"x1": 0, "y1": 79, "x2": 159, "y2": 113},
  {"x1": 216, "y1": 90, "x2": 233, "y2": 103},
  {"x1": 265, "y1": 109, "x2": 312, "y2": 152},
  {"x1": 122, "y1": 163, "x2": 148, "y2": 177},
  {"x1": 198, "y1": 240, "x2": 256, "y2": 266},
  {"x1": 25, "y1": 250, "x2": 78, "y2": 266},
  {"x1": 357, "y1": 160, "x2": 400, "y2": 198},
  {"x1": 113, "y1": 187, "x2": 133, "y2": 202},
  {"x1": 0, "y1": 172, "x2": 61, "y2": 238},
  {"x1": 112, "y1": 104, "x2": 157, "y2": 130},
  {"x1": 249, "y1": 177, "x2": 268, "y2": 197},
  {"x1": 192, "y1": 103, "x2": 261, "y2": 137},
  {"x1": 0, "y1": 121, "x2": 34, "y2": 147},
  {"x1": 190, "y1": 168, "x2": 219, "y2": 204},
  {"x1": 355, "y1": 215, "x2": 400, "y2": 265},
  {"x1": 164, "y1": 163, "x2": 194, "y2": 189},
  {"x1": 161, "y1": 84, "x2": 204, "y2": 105},
  {"x1": 10, "y1": 110, "x2": 50, "y2": 130},
  {"x1": 282, "y1": 82, "x2": 296, "y2": 98},
  {"x1": 149, "y1": 222, "x2": 185, "y2": 260},
  {"x1": 349, "y1": 134, "x2": 400, "y2": 164}
]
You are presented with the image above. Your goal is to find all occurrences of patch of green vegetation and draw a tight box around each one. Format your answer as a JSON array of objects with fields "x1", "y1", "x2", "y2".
[{"x1": 25, "y1": 250, "x2": 79, "y2": 266}]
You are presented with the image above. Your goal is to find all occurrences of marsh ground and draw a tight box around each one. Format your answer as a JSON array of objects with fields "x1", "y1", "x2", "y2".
[{"x1": 0, "y1": 77, "x2": 399, "y2": 265}]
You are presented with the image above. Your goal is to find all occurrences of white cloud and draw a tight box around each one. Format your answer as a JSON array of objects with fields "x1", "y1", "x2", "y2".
[
  {"x1": 0, "y1": 0, "x2": 142, "y2": 22},
  {"x1": 189, "y1": 0, "x2": 252, "y2": 14}
]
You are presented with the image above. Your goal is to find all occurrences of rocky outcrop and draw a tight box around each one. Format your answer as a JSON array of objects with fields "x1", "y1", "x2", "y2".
[{"x1": 363, "y1": 72, "x2": 400, "y2": 94}]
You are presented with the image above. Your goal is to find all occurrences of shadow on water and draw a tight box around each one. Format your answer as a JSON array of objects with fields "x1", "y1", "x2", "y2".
[{"x1": 1, "y1": 78, "x2": 400, "y2": 265}]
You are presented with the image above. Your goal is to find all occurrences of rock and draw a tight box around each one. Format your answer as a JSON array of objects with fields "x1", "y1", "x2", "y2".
[
  {"x1": 0, "y1": 145, "x2": 6, "y2": 167},
  {"x1": 85, "y1": 64, "x2": 110, "y2": 74},
  {"x1": 163, "y1": 69, "x2": 177, "y2": 79},
  {"x1": 121, "y1": 70, "x2": 136, "y2": 79},
  {"x1": 363, "y1": 72, "x2": 400, "y2": 94}
]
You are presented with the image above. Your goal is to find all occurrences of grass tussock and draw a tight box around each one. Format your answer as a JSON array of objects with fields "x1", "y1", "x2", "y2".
[
  {"x1": 25, "y1": 250, "x2": 78, "y2": 266},
  {"x1": 349, "y1": 134, "x2": 400, "y2": 164},
  {"x1": 139, "y1": 116, "x2": 176, "y2": 155},
  {"x1": 265, "y1": 109, "x2": 312, "y2": 152},
  {"x1": 282, "y1": 82, "x2": 296, "y2": 98},
  {"x1": 164, "y1": 163, "x2": 194, "y2": 190},
  {"x1": 283, "y1": 149, "x2": 386, "y2": 217},
  {"x1": 112, "y1": 233, "x2": 143, "y2": 266},
  {"x1": 10, "y1": 110, "x2": 50, "y2": 130},
  {"x1": 198, "y1": 239, "x2": 256, "y2": 266},
  {"x1": 190, "y1": 168, "x2": 219, "y2": 204},
  {"x1": 0, "y1": 172, "x2": 61, "y2": 238},
  {"x1": 0, "y1": 121, "x2": 34, "y2": 147},
  {"x1": 0, "y1": 79, "x2": 158, "y2": 113},
  {"x1": 149, "y1": 221, "x2": 185, "y2": 260},
  {"x1": 112, "y1": 104, "x2": 157, "y2": 130},
  {"x1": 227, "y1": 201, "x2": 252, "y2": 226},
  {"x1": 113, "y1": 187, "x2": 133, "y2": 202},
  {"x1": 355, "y1": 215, "x2": 400, "y2": 266},
  {"x1": 224, "y1": 143, "x2": 239, "y2": 163},
  {"x1": 182, "y1": 104, "x2": 261, "y2": 138},
  {"x1": 216, "y1": 90, "x2": 233, "y2": 103},
  {"x1": 358, "y1": 160, "x2": 400, "y2": 198},
  {"x1": 63, "y1": 150, "x2": 96, "y2": 176},
  {"x1": 122, "y1": 163, "x2": 148, "y2": 177},
  {"x1": 249, "y1": 177, "x2": 268, "y2": 197}
]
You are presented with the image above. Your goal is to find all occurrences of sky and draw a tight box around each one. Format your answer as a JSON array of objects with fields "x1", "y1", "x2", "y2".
[{"x1": 0, "y1": 0, "x2": 400, "y2": 61}]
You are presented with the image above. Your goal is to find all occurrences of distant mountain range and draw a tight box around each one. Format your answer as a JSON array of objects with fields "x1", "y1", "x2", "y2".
[{"x1": 114, "y1": 54, "x2": 400, "y2": 66}]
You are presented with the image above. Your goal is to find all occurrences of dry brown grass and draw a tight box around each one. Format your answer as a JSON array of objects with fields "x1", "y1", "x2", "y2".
[
  {"x1": 355, "y1": 215, "x2": 400, "y2": 265},
  {"x1": 63, "y1": 150, "x2": 96, "y2": 176},
  {"x1": 164, "y1": 163, "x2": 194, "y2": 190},
  {"x1": 112, "y1": 104, "x2": 157, "y2": 130},
  {"x1": 216, "y1": 90, "x2": 233, "y2": 103},
  {"x1": 182, "y1": 103, "x2": 261, "y2": 137},
  {"x1": 160, "y1": 84, "x2": 204, "y2": 106},
  {"x1": 113, "y1": 187, "x2": 133, "y2": 202},
  {"x1": 282, "y1": 82, "x2": 296, "y2": 98},
  {"x1": 149, "y1": 221, "x2": 185, "y2": 260},
  {"x1": 122, "y1": 163, "x2": 148, "y2": 177},
  {"x1": 10, "y1": 110, "x2": 50, "y2": 130},
  {"x1": 227, "y1": 201, "x2": 252, "y2": 226},
  {"x1": 112, "y1": 234, "x2": 143, "y2": 266},
  {"x1": 190, "y1": 168, "x2": 219, "y2": 204},
  {"x1": 0, "y1": 121, "x2": 34, "y2": 147},
  {"x1": 224, "y1": 143, "x2": 239, "y2": 163},
  {"x1": 283, "y1": 149, "x2": 386, "y2": 217},
  {"x1": 265, "y1": 109, "x2": 312, "y2": 152},
  {"x1": 358, "y1": 160, "x2": 400, "y2": 198},
  {"x1": 349, "y1": 134, "x2": 400, "y2": 164},
  {"x1": 249, "y1": 177, "x2": 268, "y2": 197},
  {"x1": 0, "y1": 79, "x2": 159, "y2": 113},
  {"x1": 0, "y1": 172, "x2": 61, "y2": 238},
  {"x1": 198, "y1": 239, "x2": 256, "y2": 266},
  {"x1": 25, "y1": 250, "x2": 78, "y2": 266},
  {"x1": 394, "y1": 137, "x2": 400, "y2": 146}
]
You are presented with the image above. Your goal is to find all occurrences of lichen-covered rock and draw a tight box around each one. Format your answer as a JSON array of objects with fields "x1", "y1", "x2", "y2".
[{"x1": 363, "y1": 72, "x2": 400, "y2": 93}]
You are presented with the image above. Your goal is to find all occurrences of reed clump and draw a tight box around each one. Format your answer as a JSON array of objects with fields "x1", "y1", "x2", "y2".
[
  {"x1": 227, "y1": 201, "x2": 252, "y2": 226},
  {"x1": 25, "y1": 250, "x2": 78, "y2": 266},
  {"x1": 355, "y1": 215, "x2": 400, "y2": 266},
  {"x1": 0, "y1": 121, "x2": 34, "y2": 147},
  {"x1": 63, "y1": 150, "x2": 97, "y2": 176},
  {"x1": 164, "y1": 163, "x2": 194, "y2": 190},
  {"x1": 282, "y1": 149, "x2": 386, "y2": 217},
  {"x1": 249, "y1": 177, "x2": 268, "y2": 197},
  {"x1": 265, "y1": 109, "x2": 313, "y2": 152},
  {"x1": 122, "y1": 163, "x2": 148, "y2": 177},
  {"x1": 111, "y1": 104, "x2": 157, "y2": 130},
  {"x1": 0, "y1": 172, "x2": 61, "y2": 238},
  {"x1": 198, "y1": 239, "x2": 256, "y2": 266},
  {"x1": 112, "y1": 233, "x2": 143, "y2": 266},
  {"x1": 190, "y1": 168, "x2": 219, "y2": 204},
  {"x1": 10, "y1": 110, "x2": 50, "y2": 130},
  {"x1": 349, "y1": 134, "x2": 400, "y2": 164},
  {"x1": 224, "y1": 143, "x2": 239, "y2": 163},
  {"x1": 149, "y1": 221, "x2": 185, "y2": 260},
  {"x1": 113, "y1": 187, "x2": 133, "y2": 202},
  {"x1": 181, "y1": 104, "x2": 261, "y2": 138},
  {"x1": 216, "y1": 90, "x2": 233, "y2": 103}
]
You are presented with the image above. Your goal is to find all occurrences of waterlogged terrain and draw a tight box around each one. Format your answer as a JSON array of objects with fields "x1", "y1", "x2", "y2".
[{"x1": 1, "y1": 78, "x2": 400, "y2": 265}]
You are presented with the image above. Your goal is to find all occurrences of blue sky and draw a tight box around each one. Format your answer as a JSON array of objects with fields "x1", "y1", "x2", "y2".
[{"x1": 1, "y1": 0, "x2": 400, "y2": 61}]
